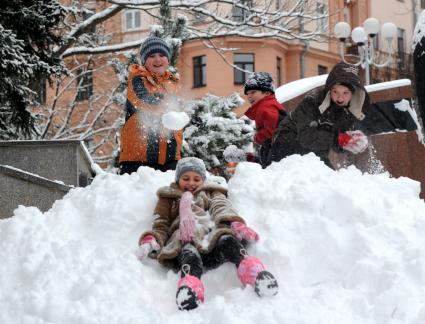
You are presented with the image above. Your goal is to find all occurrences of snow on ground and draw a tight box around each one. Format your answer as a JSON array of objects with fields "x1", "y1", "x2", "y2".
[{"x1": 1, "y1": 154, "x2": 425, "y2": 324}]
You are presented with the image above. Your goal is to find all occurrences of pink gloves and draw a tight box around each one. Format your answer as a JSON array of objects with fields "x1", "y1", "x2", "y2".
[
  {"x1": 231, "y1": 221, "x2": 260, "y2": 242},
  {"x1": 179, "y1": 191, "x2": 196, "y2": 243},
  {"x1": 138, "y1": 234, "x2": 160, "y2": 260},
  {"x1": 338, "y1": 130, "x2": 369, "y2": 154}
]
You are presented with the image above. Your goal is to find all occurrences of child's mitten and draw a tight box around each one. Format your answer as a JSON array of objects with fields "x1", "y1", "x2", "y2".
[
  {"x1": 231, "y1": 221, "x2": 260, "y2": 242},
  {"x1": 138, "y1": 235, "x2": 160, "y2": 260}
]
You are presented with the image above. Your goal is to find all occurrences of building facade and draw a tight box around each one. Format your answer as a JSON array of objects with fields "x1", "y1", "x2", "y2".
[{"x1": 38, "y1": 0, "x2": 424, "y2": 165}]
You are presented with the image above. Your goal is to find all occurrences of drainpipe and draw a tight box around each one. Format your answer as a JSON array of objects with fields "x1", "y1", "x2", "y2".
[
  {"x1": 298, "y1": 1, "x2": 308, "y2": 79},
  {"x1": 412, "y1": 0, "x2": 417, "y2": 31},
  {"x1": 300, "y1": 41, "x2": 310, "y2": 79}
]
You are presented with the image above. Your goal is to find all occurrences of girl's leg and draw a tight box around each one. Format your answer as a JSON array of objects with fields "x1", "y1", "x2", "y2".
[
  {"x1": 177, "y1": 243, "x2": 203, "y2": 278},
  {"x1": 176, "y1": 244, "x2": 205, "y2": 311},
  {"x1": 209, "y1": 234, "x2": 245, "y2": 267},
  {"x1": 213, "y1": 235, "x2": 279, "y2": 297}
]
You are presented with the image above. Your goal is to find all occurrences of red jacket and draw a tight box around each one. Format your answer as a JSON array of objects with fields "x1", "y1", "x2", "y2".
[{"x1": 245, "y1": 95, "x2": 285, "y2": 145}]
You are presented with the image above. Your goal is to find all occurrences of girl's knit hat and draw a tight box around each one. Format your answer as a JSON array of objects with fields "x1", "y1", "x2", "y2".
[
  {"x1": 139, "y1": 36, "x2": 171, "y2": 65},
  {"x1": 175, "y1": 157, "x2": 207, "y2": 183}
]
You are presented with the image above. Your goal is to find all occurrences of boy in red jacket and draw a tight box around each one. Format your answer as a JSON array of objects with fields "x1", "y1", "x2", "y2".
[{"x1": 243, "y1": 72, "x2": 286, "y2": 167}]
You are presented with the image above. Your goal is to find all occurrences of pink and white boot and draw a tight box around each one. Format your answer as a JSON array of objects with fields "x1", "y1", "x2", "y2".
[
  {"x1": 176, "y1": 274, "x2": 205, "y2": 310},
  {"x1": 237, "y1": 256, "x2": 279, "y2": 297}
]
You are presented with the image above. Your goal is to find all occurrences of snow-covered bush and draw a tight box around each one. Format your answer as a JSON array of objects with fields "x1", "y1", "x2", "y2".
[{"x1": 183, "y1": 93, "x2": 254, "y2": 176}]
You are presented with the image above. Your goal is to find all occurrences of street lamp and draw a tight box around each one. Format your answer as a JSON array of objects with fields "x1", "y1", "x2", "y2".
[{"x1": 334, "y1": 18, "x2": 397, "y2": 85}]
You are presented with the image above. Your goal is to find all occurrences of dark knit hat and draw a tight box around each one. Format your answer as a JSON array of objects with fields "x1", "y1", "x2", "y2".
[
  {"x1": 244, "y1": 72, "x2": 275, "y2": 95},
  {"x1": 139, "y1": 36, "x2": 171, "y2": 65},
  {"x1": 175, "y1": 157, "x2": 207, "y2": 183}
]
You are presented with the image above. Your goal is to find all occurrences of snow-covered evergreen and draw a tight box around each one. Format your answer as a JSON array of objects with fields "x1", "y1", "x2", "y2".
[
  {"x1": 183, "y1": 93, "x2": 254, "y2": 176},
  {"x1": 0, "y1": 0, "x2": 66, "y2": 139},
  {"x1": 149, "y1": 0, "x2": 189, "y2": 72}
]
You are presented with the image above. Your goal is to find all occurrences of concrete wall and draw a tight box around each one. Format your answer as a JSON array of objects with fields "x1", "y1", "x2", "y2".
[
  {"x1": 330, "y1": 131, "x2": 425, "y2": 199},
  {"x1": 0, "y1": 140, "x2": 95, "y2": 218},
  {"x1": 0, "y1": 140, "x2": 94, "y2": 187},
  {"x1": 0, "y1": 165, "x2": 71, "y2": 219}
]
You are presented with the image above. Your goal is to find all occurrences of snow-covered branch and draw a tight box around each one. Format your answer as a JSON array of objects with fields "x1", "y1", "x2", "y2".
[{"x1": 60, "y1": 0, "x2": 329, "y2": 57}]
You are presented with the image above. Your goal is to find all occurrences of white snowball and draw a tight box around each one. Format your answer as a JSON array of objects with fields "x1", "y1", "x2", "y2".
[{"x1": 161, "y1": 111, "x2": 190, "y2": 130}]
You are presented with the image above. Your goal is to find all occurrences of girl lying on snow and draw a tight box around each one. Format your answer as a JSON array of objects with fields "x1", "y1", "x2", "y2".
[{"x1": 138, "y1": 157, "x2": 278, "y2": 310}]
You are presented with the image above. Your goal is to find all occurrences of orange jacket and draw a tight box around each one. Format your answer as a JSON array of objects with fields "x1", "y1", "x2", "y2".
[{"x1": 119, "y1": 64, "x2": 183, "y2": 165}]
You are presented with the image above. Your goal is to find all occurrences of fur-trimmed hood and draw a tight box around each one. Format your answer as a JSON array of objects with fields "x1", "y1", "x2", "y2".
[{"x1": 319, "y1": 62, "x2": 369, "y2": 121}]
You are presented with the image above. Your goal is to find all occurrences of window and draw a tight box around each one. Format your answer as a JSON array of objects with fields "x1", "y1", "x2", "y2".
[
  {"x1": 193, "y1": 4, "x2": 207, "y2": 22},
  {"x1": 422, "y1": 0, "x2": 425, "y2": 9},
  {"x1": 397, "y1": 28, "x2": 406, "y2": 69},
  {"x1": 316, "y1": 3, "x2": 327, "y2": 32},
  {"x1": 372, "y1": 34, "x2": 379, "y2": 50},
  {"x1": 234, "y1": 53, "x2": 254, "y2": 84},
  {"x1": 124, "y1": 10, "x2": 141, "y2": 31},
  {"x1": 193, "y1": 55, "x2": 206, "y2": 88},
  {"x1": 318, "y1": 65, "x2": 328, "y2": 75},
  {"x1": 275, "y1": 0, "x2": 281, "y2": 10},
  {"x1": 276, "y1": 57, "x2": 282, "y2": 86},
  {"x1": 76, "y1": 69, "x2": 93, "y2": 101},
  {"x1": 397, "y1": 28, "x2": 405, "y2": 54},
  {"x1": 29, "y1": 76, "x2": 46, "y2": 105},
  {"x1": 83, "y1": 11, "x2": 96, "y2": 34},
  {"x1": 232, "y1": 0, "x2": 253, "y2": 22}
]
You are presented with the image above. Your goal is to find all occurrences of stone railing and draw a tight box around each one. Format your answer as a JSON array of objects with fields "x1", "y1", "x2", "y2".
[{"x1": 0, "y1": 140, "x2": 95, "y2": 218}]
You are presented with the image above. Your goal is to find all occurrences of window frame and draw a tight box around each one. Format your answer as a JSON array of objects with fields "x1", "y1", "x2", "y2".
[
  {"x1": 76, "y1": 68, "x2": 93, "y2": 102},
  {"x1": 232, "y1": 0, "x2": 253, "y2": 22},
  {"x1": 276, "y1": 57, "x2": 282, "y2": 86},
  {"x1": 233, "y1": 53, "x2": 255, "y2": 85},
  {"x1": 397, "y1": 27, "x2": 405, "y2": 54},
  {"x1": 29, "y1": 75, "x2": 46, "y2": 105},
  {"x1": 316, "y1": 3, "x2": 327, "y2": 32},
  {"x1": 123, "y1": 9, "x2": 142, "y2": 31},
  {"x1": 317, "y1": 65, "x2": 328, "y2": 75},
  {"x1": 193, "y1": 55, "x2": 207, "y2": 88}
]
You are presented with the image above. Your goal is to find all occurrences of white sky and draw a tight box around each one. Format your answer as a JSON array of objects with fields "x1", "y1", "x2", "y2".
[{"x1": 2, "y1": 154, "x2": 425, "y2": 324}]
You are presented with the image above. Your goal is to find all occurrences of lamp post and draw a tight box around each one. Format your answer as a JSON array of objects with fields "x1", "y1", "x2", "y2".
[{"x1": 334, "y1": 18, "x2": 398, "y2": 85}]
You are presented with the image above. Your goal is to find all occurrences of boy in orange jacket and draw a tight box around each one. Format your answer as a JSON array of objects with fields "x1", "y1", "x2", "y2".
[{"x1": 119, "y1": 36, "x2": 182, "y2": 175}]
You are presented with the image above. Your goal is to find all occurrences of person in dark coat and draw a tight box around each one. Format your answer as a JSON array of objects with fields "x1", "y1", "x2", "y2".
[
  {"x1": 137, "y1": 157, "x2": 278, "y2": 311},
  {"x1": 268, "y1": 62, "x2": 370, "y2": 168},
  {"x1": 243, "y1": 72, "x2": 286, "y2": 168}
]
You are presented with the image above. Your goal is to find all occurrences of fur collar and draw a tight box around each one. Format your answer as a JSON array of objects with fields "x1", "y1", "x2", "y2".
[{"x1": 157, "y1": 181, "x2": 228, "y2": 198}]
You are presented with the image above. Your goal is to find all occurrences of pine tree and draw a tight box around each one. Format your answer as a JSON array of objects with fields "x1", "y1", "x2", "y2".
[
  {"x1": 149, "y1": 0, "x2": 189, "y2": 71},
  {"x1": 0, "y1": 0, "x2": 66, "y2": 139},
  {"x1": 183, "y1": 93, "x2": 255, "y2": 177}
]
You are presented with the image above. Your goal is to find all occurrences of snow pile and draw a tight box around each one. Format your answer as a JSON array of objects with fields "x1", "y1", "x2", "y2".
[
  {"x1": 275, "y1": 74, "x2": 328, "y2": 103},
  {"x1": 1, "y1": 154, "x2": 425, "y2": 324}
]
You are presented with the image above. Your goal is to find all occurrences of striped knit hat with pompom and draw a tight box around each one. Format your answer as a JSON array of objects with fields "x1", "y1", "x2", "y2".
[{"x1": 139, "y1": 36, "x2": 171, "y2": 65}]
